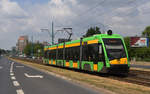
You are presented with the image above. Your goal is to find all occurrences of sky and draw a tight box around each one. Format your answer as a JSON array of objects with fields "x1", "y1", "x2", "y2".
[{"x1": 0, "y1": 0, "x2": 150, "y2": 49}]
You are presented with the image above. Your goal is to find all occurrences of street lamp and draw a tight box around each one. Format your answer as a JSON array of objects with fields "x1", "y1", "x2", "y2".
[
  {"x1": 40, "y1": 29, "x2": 52, "y2": 45},
  {"x1": 40, "y1": 21, "x2": 54, "y2": 45}
]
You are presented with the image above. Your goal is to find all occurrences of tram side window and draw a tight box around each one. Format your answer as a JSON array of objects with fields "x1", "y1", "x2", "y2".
[
  {"x1": 45, "y1": 51, "x2": 49, "y2": 58},
  {"x1": 44, "y1": 51, "x2": 47, "y2": 58},
  {"x1": 67, "y1": 47, "x2": 71, "y2": 60},
  {"x1": 71, "y1": 46, "x2": 78, "y2": 61},
  {"x1": 65, "y1": 48, "x2": 68, "y2": 60},
  {"x1": 61, "y1": 49, "x2": 63, "y2": 59},
  {"x1": 49, "y1": 51, "x2": 52, "y2": 59},
  {"x1": 58, "y1": 48, "x2": 63, "y2": 60},
  {"x1": 69, "y1": 47, "x2": 73, "y2": 60},
  {"x1": 57, "y1": 49, "x2": 59, "y2": 59},
  {"x1": 74, "y1": 46, "x2": 80, "y2": 61},
  {"x1": 54, "y1": 50, "x2": 56, "y2": 59},
  {"x1": 65, "y1": 48, "x2": 69, "y2": 60},
  {"x1": 91, "y1": 44, "x2": 99, "y2": 61},
  {"x1": 65, "y1": 46, "x2": 80, "y2": 61},
  {"x1": 71, "y1": 46, "x2": 80, "y2": 61},
  {"x1": 51, "y1": 50, "x2": 53, "y2": 59},
  {"x1": 83, "y1": 44, "x2": 99, "y2": 61},
  {"x1": 83, "y1": 45, "x2": 89, "y2": 61},
  {"x1": 51, "y1": 50, "x2": 56, "y2": 59},
  {"x1": 72, "y1": 47, "x2": 75, "y2": 60},
  {"x1": 68, "y1": 48, "x2": 71, "y2": 60}
]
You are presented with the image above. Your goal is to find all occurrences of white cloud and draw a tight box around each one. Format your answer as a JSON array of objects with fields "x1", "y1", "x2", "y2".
[
  {"x1": 0, "y1": 0, "x2": 150, "y2": 49},
  {"x1": 0, "y1": 0, "x2": 78, "y2": 49},
  {"x1": 138, "y1": 2, "x2": 150, "y2": 14},
  {"x1": 0, "y1": 0, "x2": 28, "y2": 19},
  {"x1": 115, "y1": 7, "x2": 135, "y2": 15},
  {"x1": 112, "y1": 16, "x2": 124, "y2": 22},
  {"x1": 0, "y1": 0, "x2": 30, "y2": 49},
  {"x1": 0, "y1": 0, "x2": 29, "y2": 32}
]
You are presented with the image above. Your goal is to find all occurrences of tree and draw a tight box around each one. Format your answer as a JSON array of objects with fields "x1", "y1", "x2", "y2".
[
  {"x1": 142, "y1": 26, "x2": 150, "y2": 37},
  {"x1": 24, "y1": 43, "x2": 32, "y2": 56},
  {"x1": 0, "y1": 49, "x2": 1, "y2": 55},
  {"x1": 83, "y1": 26, "x2": 101, "y2": 37},
  {"x1": 124, "y1": 37, "x2": 134, "y2": 59},
  {"x1": 0, "y1": 49, "x2": 6, "y2": 55},
  {"x1": 24, "y1": 42, "x2": 44, "y2": 57},
  {"x1": 124, "y1": 37, "x2": 130, "y2": 48},
  {"x1": 33, "y1": 43, "x2": 44, "y2": 57}
]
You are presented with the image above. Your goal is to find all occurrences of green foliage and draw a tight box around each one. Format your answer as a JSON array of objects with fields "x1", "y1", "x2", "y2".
[
  {"x1": 24, "y1": 42, "x2": 44, "y2": 57},
  {"x1": 83, "y1": 26, "x2": 101, "y2": 37},
  {"x1": 124, "y1": 37, "x2": 130, "y2": 49},
  {"x1": 24, "y1": 43, "x2": 32, "y2": 56},
  {"x1": 34, "y1": 43, "x2": 44, "y2": 57},
  {"x1": 0, "y1": 49, "x2": 6, "y2": 55},
  {"x1": 124, "y1": 37, "x2": 133, "y2": 58},
  {"x1": 142, "y1": 26, "x2": 150, "y2": 37}
]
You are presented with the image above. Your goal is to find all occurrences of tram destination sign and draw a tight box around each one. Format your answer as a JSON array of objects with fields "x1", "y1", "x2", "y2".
[{"x1": 130, "y1": 37, "x2": 149, "y2": 47}]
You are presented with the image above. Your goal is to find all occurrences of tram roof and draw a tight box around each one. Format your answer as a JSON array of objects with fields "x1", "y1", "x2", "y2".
[{"x1": 44, "y1": 34, "x2": 122, "y2": 49}]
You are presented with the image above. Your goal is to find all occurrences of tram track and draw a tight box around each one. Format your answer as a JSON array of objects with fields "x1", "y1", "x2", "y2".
[{"x1": 107, "y1": 69, "x2": 150, "y2": 87}]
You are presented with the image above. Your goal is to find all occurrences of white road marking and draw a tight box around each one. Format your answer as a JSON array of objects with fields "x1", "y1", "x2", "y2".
[
  {"x1": 10, "y1": 73, "x2": 14, "y2": 76},
  {"x1": 24, "y1": 73, "x2": 43, "y2": 78},
  {"x1": 11, "y1": 76, "x2": 16, "y2": 80},
  {"x1": 16, "y1": 89, "x2": 24, "y2": 94},
  {"x1": 13, "y1": 81, "x2": 20, "y2": 87},
  {"x1": 16, "y1": 66, "x2": 24, "y2": 68},
  {"x1": 0, "y1": 66, "x2": 3, "y2": 69},
  {"x1": 10, "y1": 62, "x2": 14, "y2": 72}
]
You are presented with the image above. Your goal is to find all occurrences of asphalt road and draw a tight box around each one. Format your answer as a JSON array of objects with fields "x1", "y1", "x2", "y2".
[{"x1": 0, "y1": 56, "x2": 100, "y2": 94}]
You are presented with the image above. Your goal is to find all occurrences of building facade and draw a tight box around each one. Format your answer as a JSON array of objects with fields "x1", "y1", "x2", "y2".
[{"x1": 16, "y1": 36, "x2": 28, "y2": 55}]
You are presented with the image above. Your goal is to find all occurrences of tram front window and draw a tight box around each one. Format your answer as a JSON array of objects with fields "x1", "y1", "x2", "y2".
[{"x1": 103, "y1": 38, "x2": 126, "y2": 60}]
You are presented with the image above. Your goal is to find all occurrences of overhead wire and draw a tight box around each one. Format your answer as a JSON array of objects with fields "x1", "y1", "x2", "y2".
[
  {"x1": 75, "y1": 0, "x2": 137, "y2": 27},
  {"x1": 67, "y1": 0, "x2": 107, "y2": 37},
  {"x1": 56, "y1": 0, "x2": 138, "y2": 39},
  {"x1": 72, "y1": 0, "x2": 138, "y2": 35},
  {"x1": 55, "y1": 0, "x2": 107, "y2": 39},
  {"x1": 75, "y1": 0, "x2": 106, "y2": 18}
]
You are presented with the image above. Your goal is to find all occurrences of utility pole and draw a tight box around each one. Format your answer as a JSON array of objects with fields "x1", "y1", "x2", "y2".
[
  {"x1": 31, "y1": 36, "x2": 33, "y2": 57},
  {"x1": 52, "y1": 21, "x2": 54, "y2": 45}
]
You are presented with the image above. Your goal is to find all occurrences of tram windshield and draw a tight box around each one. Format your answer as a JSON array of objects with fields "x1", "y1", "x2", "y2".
[{"x1": 103, "y1": 38, "x2": 127, "y2": 60}]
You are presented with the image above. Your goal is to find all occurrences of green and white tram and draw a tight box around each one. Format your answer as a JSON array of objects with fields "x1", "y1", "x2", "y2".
[{"x1": 43, "y1": 31, "x2": 130, "y2": 74}]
